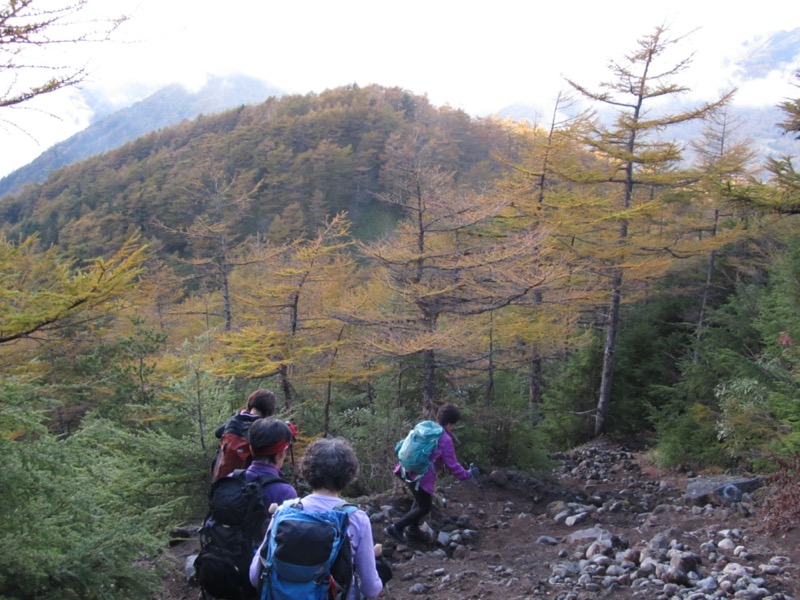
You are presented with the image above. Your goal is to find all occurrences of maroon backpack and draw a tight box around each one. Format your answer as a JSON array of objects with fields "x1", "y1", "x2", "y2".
[{"x1": 211, "y1": 412, "x2": 259, "y2": 481}]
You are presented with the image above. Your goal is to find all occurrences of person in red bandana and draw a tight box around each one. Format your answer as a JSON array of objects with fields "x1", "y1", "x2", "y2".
[{"x1": 241, "y1": 417, "x2": 298, "y2": 509}]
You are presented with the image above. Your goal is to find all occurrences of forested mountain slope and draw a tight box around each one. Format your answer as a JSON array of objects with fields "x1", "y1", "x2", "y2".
[
  {"x1": 0, "y1": 84, "x2": 512, "y2": 259},
  {"x1": 0, "y1": 75, "x2": 283, "y2": 198},
  {"x1": 4, "y1": 25, "x2": 800, "y2": 600}
]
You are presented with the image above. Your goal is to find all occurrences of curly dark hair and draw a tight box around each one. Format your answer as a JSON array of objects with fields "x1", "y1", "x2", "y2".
[
  {"x1": 300, "y1": 437, "x2": 359, "y2": 491},
  {"x1": 436, "y1": 403, "x2": 461, "y2": 427}
]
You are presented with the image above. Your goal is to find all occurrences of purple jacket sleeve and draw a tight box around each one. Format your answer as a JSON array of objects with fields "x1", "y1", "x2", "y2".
[
  {"x1": 437, "y1": 431, "x2": 470, "y2": 480},
  {"x1": 418, "y1": 430, "x2": 470, "y2": 494}
]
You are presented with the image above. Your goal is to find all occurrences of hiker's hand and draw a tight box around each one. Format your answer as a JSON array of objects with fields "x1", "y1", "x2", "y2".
[
  {"x1": 375, "y1": 558, "x2": 393, "y2": 584},
  {"x1": 469, "y1": 463, "x2": 480, "y2": 478},
  {"x1": 373, "y1": 543, "x2": 382, "y2": 557}
]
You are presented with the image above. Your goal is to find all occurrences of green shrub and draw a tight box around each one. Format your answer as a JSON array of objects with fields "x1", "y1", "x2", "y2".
[
  {"x1": 539, "y1": 334, "x2": 602, "y2": 450},
  {"x1": 0, "y1": 414, "x2": 206, "y2": 600},
  {"x1": 652, "y1": 402, "x2": 728, "y2": 470}
]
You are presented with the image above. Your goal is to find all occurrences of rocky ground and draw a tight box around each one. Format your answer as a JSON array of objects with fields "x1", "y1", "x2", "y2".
[{"x1": 156, "y1": 437, "x2": 800, "y2": 599}]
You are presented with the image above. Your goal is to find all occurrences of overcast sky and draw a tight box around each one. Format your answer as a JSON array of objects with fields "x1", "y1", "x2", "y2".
[{"x1": 2, "y1": 0, "x2": 798, "y2": 177}]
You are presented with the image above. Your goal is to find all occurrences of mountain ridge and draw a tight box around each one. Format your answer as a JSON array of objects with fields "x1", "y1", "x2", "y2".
[{"x1": 0, "y1": 75, "x2": 284, "y2": 197}]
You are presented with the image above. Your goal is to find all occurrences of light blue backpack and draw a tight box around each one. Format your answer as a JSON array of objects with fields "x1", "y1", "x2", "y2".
[
  {"x1": 395, "y1": 420, "x2": 444, "y2": 481},
  {"x1": 258, "y1": 499, "x2": 357, "y2": 600}
]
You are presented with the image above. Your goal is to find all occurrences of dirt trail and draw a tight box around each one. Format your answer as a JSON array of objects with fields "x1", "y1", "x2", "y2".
[{"x1": 157, "y1": 438, "x2": 800, "y2": 600}]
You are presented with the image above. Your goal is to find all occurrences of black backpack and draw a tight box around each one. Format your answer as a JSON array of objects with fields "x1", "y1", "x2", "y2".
[{"x1": 195, "y1": 470, "x2": 286, "y2": 600}]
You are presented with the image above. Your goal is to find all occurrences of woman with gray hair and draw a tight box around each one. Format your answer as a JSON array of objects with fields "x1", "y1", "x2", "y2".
[{"x1": 250, "y1": 437, "x2": 391, "y2": 599}]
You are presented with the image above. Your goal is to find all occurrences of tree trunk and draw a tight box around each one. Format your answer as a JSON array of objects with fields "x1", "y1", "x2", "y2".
[
  {"x1": 280, "y1": 364, "x2": 293, "y2": 410},
  {"x1": 595, "y1": 272, "x2": 622, "y2": 436},
  {"x1": 323, "y1": 379, "x2": 332, "y2": 435},
  {"x1": 220, "y1": 261, "x2": 232, "y2": 331},
  {"x1": 694, "y1": 209, "x2": 719, "y2": 362},
  {"x1": 528, "y1": 291, "x2": 544, "y2": 424},
  {"x1": 422, "y1": 348, "x2": 437, "y2": 418},
  {"x1": 195, "y1": 368, "x2": 207, "y2": 451},
  {"x1": 529, "y1": 354, "x2": 542, "y2": 425},
  {"x1": 484, "y1": 311, "x2": 495, "y2": 407}
]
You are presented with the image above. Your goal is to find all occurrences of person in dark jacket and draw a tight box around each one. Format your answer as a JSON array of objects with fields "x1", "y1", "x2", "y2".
[{"x1": 211, "y1": 389, "x2": 278, "y2": 480}]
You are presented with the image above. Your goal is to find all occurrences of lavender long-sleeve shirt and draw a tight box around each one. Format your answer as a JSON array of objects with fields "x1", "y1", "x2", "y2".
[
  {"x1": 249, "y1": 493, "x2": 383, "y2": 600},
  {"x1": 394, "y1": 429, "x2": 471, "y2": 494}
]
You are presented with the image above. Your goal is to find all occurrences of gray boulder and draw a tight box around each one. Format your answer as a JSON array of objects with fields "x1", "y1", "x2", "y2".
[{"x1": 684, "y1": 475, "x2": 763, "y2": 505}]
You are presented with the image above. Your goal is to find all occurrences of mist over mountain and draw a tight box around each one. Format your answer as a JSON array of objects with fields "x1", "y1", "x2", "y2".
[
  {"x1": 497, "y1": 28, "x2": 800, "y2": 170},
  {"x1": 736, "y1": 28, "x2": 800, "y2": 80},
  {"x1": 1, "y1": 28, "x2": 797, "y2": 199},
  {"x1": 0, "y1": 75, "x2": 283, "y2": 197}
]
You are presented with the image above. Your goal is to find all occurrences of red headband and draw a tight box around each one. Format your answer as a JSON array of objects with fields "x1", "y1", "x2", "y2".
[{"x1": 251, "y1": 438, "x2": 290, "y2": 459}]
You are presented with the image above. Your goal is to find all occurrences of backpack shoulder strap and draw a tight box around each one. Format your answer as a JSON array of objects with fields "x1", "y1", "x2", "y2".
[
  {"x1": 333, "y1": 501, "x2": 358, "y2": 515},
  {"x1": 332, "y1": 502, "x2": 358, "y2": 532},
  {"x1": 230, "y1": 469, "x2": 288, "y2": 486},
  {"x1": 254, "y1": 471, "x2": 289, "y2": 486}
]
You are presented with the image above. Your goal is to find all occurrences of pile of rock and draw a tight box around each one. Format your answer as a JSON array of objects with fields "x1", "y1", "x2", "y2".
[
  {"x1": 369, "y1": 504, "x2": 481, "y2": 560},
  {"x1": 543, "y1": 521, "x2": 793, "y2": 599},
  {"x1": 359, "y1": 441, "x2": 791, "y2": 598}
]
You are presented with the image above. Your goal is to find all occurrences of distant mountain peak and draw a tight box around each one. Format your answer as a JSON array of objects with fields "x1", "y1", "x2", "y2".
[{"x1": 0, "y1": 74, "x2": 284, "y2": 198}]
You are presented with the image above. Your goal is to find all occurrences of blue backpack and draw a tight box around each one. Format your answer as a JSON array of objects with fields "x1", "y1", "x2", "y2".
[
  {"x1": 395, "y1": 420, "x2": 444, "y2": 480},
  {"x1": 258, "y1": 500, "x2": 357, "y2": 600}
]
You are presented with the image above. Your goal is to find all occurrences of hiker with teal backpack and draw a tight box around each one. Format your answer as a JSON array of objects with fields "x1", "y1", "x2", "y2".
[
  {"x1": 251, "y1": 437, "x2": 392, "y2": 599},
  {"x1": 385, "y1": 403, "x2": 479, "y2": 544}
]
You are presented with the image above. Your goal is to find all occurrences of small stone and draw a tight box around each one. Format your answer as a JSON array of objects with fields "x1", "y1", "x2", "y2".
[
  {"x1": 722, "y1": 562, "x2": 748, "y2": 578},
  {"x1": 537, "y1": 535, "x2": 559, "y2": 546},
  {"x1": 565, "y1": 512, "x2": 589, "y2": 527},
  {"x1": 759, "y1": 563, "x2": 782, "y2": 575},
  {"x1": 184, "y1": 554, "x2": 197, "y2": 582}
]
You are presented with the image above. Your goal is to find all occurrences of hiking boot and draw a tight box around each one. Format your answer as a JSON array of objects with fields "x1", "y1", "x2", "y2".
[
  {"x1": 384, "y1": 524, "x2": 405, "y2": 544},
  {"x1": 404, "y1": 527, "x2": 431, "y2": 543}
]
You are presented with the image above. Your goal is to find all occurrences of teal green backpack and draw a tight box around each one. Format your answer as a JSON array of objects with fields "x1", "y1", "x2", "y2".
[{"x1": 395, "y1": 420, "x2": 444, "y2": 480}]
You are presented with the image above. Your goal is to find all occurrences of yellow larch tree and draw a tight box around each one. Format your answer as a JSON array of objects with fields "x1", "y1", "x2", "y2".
[
  {"x1": 345, "y1": 137, "x2": 559, "y2": 416},
  {"x1": 562, "y1": 25, "x2": 736, "y2": 435},
  {"x1": 489, "y1": 92, "x2": 596, "y2": 419},
  {"x1": 0, "y1": 233, "x2": 145, "y2": 349},
  {"x1": 211, "y1": 213, "x2": 373, "y2": 431}
]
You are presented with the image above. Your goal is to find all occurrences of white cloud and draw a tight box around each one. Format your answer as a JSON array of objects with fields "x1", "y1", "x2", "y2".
[{"x1": 1, "y1": 0, "x2": 797, "y2": 177}]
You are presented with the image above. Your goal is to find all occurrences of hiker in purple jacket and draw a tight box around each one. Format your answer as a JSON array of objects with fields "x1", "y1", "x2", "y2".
[
  {"x1": 385, "y1": 403, "x2": 478, "y2": 543},
  {"x1": 243, "y1": 417, "x2": 298, "y2": 509}
]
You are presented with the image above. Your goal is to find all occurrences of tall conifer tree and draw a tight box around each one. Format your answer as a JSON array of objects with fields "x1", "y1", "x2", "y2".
[{"x1": 564, "y1": 26, "x2": 733, "y2": 435}]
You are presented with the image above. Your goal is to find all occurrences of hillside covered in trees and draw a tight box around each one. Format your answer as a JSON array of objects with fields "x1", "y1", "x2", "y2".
[
  {"x1": 0, "y1": 83, "x2": 509, "y2": 258},
  {"x1": 2, "y1": 25, "x2": 800, "y2": 599},
  {"x1": 0, "y1": 74, "x2": 284, "y2": 198}
]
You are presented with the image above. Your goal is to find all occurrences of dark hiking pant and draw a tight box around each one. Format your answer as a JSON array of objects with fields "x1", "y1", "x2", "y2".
[{"x1": 394, "y1": 481, "x2": 433, "y2": 532}]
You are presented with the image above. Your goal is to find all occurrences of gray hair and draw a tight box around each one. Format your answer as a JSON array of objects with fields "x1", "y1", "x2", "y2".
[{"x1": 300, "y1": 437, "x2": 359, "y2": 491}]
